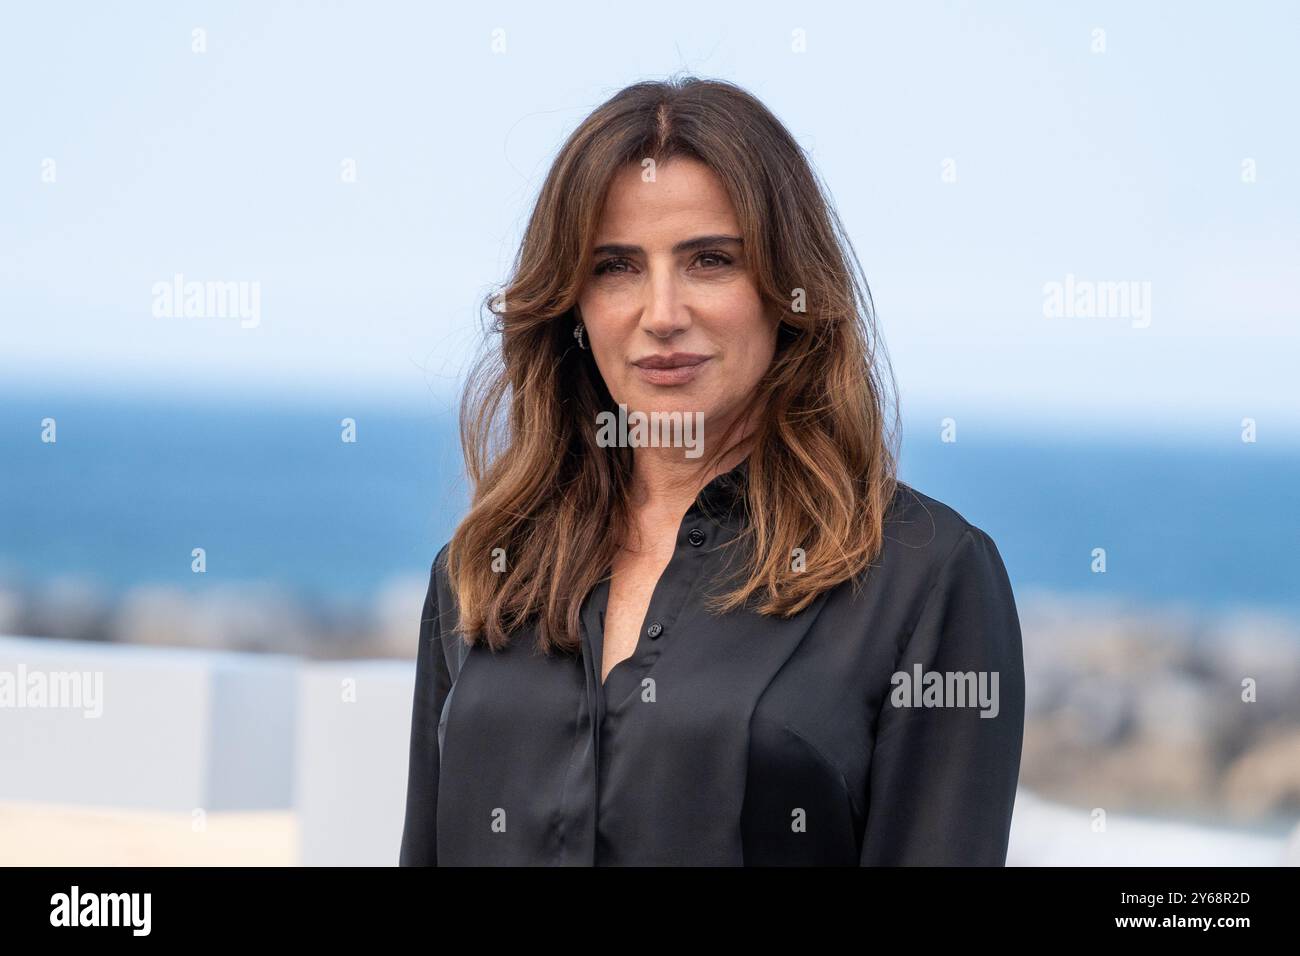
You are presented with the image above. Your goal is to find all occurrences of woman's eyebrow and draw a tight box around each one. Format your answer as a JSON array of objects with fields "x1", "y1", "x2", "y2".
[{"x1": 591, "y1": 235, "x2": 744, "y2": 257}]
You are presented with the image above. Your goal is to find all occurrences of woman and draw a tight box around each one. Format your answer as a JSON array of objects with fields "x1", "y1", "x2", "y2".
[{"x1": 400, "y1": 76, "x2": 1024, "y2": 866}]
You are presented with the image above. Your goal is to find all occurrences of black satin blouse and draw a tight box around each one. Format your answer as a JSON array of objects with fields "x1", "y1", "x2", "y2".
[{"x1": 399, "y1": 459, "x2": 1025, "y2": 866}]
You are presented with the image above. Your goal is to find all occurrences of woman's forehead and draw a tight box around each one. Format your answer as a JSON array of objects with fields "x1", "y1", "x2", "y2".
[{"x1": 594, "y1": 159, "x2": 740, "y2": 244}]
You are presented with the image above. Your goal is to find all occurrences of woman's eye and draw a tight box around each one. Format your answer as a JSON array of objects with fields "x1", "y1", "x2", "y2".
[
  {"x1": 695, "y1": 251, "x2": 733, "y2": 269},
  {"x1": 594, "y1": 258, "x2": 632, "y2": 276}
]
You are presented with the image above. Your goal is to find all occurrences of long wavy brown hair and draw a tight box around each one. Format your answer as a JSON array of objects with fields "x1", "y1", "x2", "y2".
[{"x1": 447, "y1": 74, "x2": 899, "y2": 656}]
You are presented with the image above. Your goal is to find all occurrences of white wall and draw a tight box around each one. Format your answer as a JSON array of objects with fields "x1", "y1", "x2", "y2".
[
  {"x1": 293, "y1": 660, "x2": 413, "y2": 866},
  {"x1": 0, "y1": 635, "x2": 295, "y2": 813}
]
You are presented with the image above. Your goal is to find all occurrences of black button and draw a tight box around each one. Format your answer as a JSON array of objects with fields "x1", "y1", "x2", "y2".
[
  {"x1": 646, "y1": 622, "x2": 663, "y2": 639},
  {"x1": 688, "y1": 528, "x2": 706, "y2": 546}
]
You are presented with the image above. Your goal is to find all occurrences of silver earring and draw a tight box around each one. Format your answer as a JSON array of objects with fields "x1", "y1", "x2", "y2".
[{"x1": 573, "y1": 320, "x2": 587, "y2": 350}]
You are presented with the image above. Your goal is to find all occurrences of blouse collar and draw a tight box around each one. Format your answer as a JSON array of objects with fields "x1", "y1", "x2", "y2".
[{"x1": 689, "y1": 456, "x2": 751, "y2": 528}]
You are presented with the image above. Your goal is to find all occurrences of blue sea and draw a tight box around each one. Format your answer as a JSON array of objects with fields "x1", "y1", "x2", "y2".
[{"x1": 2, "y1": 389, "x2": 1298, "y2": 616}]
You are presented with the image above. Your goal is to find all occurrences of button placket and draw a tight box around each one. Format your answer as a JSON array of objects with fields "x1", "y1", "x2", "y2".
[
  {"x1": 576, "y1": 463, "x2": 749, "y2": 859},
  {"x1": 602, "y1": 514, "x2": 711, "y2": 713},
  {"x1": 640, "y1": 513, "x2": 715, "y2": 639}
]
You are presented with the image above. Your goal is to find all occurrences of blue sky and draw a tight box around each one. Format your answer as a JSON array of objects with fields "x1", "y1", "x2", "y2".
[{"x1": 2, "y1": 1, "x2": 1297, "y2": 440}]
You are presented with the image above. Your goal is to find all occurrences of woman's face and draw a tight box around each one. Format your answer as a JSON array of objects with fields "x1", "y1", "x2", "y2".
[{"x1": 576, "y1": 156, "x2": 779, "y2": 452}]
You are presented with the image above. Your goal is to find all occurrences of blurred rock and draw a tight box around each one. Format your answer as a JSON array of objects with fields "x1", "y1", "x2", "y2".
[
  {"x1": 0, "y1": 587, "x2": 23, "y2": 636},
  {"x1": 1221, "y1": 726, "x2": 1300, "y2": 820},
  {"x1": 1017, "y1": 593, "x2": 1300, "y2": 825},
  {"x1": 1056, "y1": 675, "x2": 1131, "y2": 746},
  {"x1": 24, "y1": 576, "x2": 112, "y2": 642},
  {"x1": 111, "y1": 584, "x2": 317, "y2": 657},
  {"x1": 1132, "y1": 673, "x2": 1219, "y2": 747},
  {"x1": 1200, "y1": 612, "x2": 1300, "y2": 723}
]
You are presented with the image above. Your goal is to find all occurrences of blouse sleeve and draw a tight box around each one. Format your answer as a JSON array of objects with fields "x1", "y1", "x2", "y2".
[
  {"x1": 859, "y1": 526, "x2": 1025, "y2": 865},
  {"x1": 398, "y1": 548, "x2": 454, "y2": 866}
]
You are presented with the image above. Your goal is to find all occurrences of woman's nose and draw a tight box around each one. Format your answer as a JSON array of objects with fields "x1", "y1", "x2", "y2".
[{"x1": 639, "y1": 267, "x2": 690, "y2": 339}]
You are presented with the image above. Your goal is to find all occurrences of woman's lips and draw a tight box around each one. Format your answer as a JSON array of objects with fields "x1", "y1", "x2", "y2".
[{"x1": 632, "y1": 356, "x2": 711, "y2": 386}]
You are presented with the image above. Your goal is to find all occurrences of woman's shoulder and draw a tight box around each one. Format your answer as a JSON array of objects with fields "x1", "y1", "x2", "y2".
[
  {"x1": 876, "y1": 479, "x2": 1008, "y2": 591},
  {"x1": 430, "y1": 540, "x2": 452, "y2": 579},
  {"x1": 425, "y1": 540, "x2": 458, "y2": 618}
]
